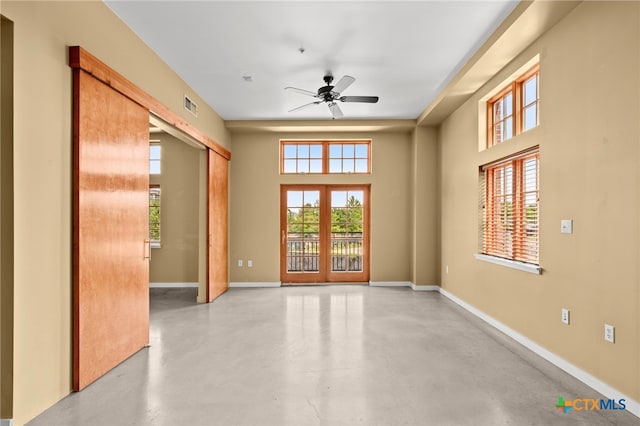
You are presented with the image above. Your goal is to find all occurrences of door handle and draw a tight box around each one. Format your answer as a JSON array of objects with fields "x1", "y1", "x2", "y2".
[
  {"x1": 282, "y1": 230, "x2": 285, "y2": 245},
  {"x1": 144, "y1": 239, "x2": 151, "y2": 260}
]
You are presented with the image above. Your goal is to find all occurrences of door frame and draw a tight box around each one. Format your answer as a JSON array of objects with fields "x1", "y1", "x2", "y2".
[{"x1": 280, "y1": 184, "x2": 370, "y2": 284}]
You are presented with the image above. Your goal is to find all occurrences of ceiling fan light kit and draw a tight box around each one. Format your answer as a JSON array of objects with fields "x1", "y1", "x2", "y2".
[{"x1": 285, "y1": 74, "x2": 379, "y2": 119}]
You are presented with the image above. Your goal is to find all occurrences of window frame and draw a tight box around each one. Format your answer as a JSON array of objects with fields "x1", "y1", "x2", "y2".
[
  {"x1": 481, "y1": 147, "x2": 539, "y2": 268},
  {"x1": 487, "y1": 64, "x2": 539, "y2": 147},
  {"x1": 280, "y1": 140, "x2": 371, "y2": 175}
]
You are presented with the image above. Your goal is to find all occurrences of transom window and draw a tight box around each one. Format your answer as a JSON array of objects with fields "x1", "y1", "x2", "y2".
[
  {"x1": 281, "y1": 140, "x2": 371, "y2": 174},
  {"x1": 150, "y1": 143, "x2": 161, "y2": 174},
  {"x1": 282, "y1": 143, "x2": 323, "y2": 174},
  {"x1": 487, "y1": 64, "x2": 539, "y2": 147},
  {"x1": 481, "y1": 148, "x2": 539, "y2": 265}
]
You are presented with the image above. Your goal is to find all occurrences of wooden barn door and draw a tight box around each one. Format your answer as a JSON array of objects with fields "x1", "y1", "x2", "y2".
[
  {"x1": 73, "y1": 69, "x2": 150, "y2": 390},
  {"x1": 207, "y1": 150, "x2": 229, "y2": 302}
]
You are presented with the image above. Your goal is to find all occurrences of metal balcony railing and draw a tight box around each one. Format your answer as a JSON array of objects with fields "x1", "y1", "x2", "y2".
[{"x1": 286, "y1": 233, "x2": 363, "y2": 273}]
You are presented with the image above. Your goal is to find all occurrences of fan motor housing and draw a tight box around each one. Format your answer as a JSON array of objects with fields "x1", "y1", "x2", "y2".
[{"x1": 318, "y1": 85, "x2": 335, "y2": 101}]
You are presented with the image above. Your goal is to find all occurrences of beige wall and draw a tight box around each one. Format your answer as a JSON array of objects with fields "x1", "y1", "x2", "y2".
[
  {"x1": 411, "y1": 126, "x2": 439, "y2": 286},
  {"x1": 439, "y1": 1, "x2": 640, "y2": 401},
  {"x1": 149, "y1": 133, "x2": 201, "y2": 283},
  {"x1": 229, "y1": 131, "x2": 434, "y2": 284},
  {"x1": 4, "y1": 0, "x2": 640, "y2": 423},
  {"x1": 2, "y1": 1, "x2": 229, "y2": 424}
]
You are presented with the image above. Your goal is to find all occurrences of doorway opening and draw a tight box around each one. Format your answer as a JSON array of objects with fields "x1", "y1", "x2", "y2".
[
  {"x1": 280, "y1": 184, "x2": 370, "y2": 284},
  {"x1": 148, "y1": 116, "x2": 208, "y2": 303}
]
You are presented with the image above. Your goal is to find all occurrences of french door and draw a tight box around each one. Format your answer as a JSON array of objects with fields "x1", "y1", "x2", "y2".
[{"x1": 280, "y1": 185, "x2": 370, "y2": 283}]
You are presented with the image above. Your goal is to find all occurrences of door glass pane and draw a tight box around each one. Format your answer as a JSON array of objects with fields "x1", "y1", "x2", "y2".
[
  {"x1": 330, "y1": 190, "x2": 364, "y2": 272},
  {"x1": 286, "y1": 190, "x2": 320, "y2": 273}
]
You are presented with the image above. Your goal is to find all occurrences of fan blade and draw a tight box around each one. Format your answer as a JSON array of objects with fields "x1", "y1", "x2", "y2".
[
  {"x1": 285, "y1": 87, "x2": 318, "y2": 98},
  {"x1": 331, "y1": 75, "x2": 355, "y2": 95},
  {"x1": 328, "y1": 102, "x2": 344, "y2": 119},
  {"x1": 288, "y1": 101, "x2": 322, "y2": 113},
  {"x1": 339, "y1": 95, "x2": 379, "y2": 103}
]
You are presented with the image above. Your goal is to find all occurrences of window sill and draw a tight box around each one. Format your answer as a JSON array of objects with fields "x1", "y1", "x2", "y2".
[
  {"x1": 151, "y1": 242, "x2": 161, "y2": 249},
  {"x1": 474, "y1": 253, "x2": 541, "y2": 275}
]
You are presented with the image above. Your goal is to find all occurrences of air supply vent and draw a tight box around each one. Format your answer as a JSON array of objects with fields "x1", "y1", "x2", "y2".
[{"x1": 184, "y1": 95, "x2": 198, "y2": 117}]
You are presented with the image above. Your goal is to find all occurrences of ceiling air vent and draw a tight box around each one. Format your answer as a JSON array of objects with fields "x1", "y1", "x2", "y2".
[{"x1": 184, "y1": 95, "x2": 198, "y2": 117}]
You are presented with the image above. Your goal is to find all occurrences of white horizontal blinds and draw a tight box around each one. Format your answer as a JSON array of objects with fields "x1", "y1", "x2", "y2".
[
  {"x1": 482, "y1": 148, "x2": 539, "y2": 265},
  {"x1": 478, "y1": 170, "x2": 487, "y2": 253},
  {"x1": 515, "y1": 155, "x2": 539, "y2": 263},
  {"x1": 486, "y1": 163, "x2": 514, "y2": 258},
  {"x1": 149, "y1": 185, "x2": 161, "y2": 244}
]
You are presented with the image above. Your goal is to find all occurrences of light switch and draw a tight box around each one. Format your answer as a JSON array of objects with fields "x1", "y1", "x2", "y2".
[
  {"x1": 560, "y1": 219, "x2": 573, "y2": 234},
  {"x1": 247, "y1": 260, "x2": 253, "y2": 268},
  {"x1": 604, "y1": 324, "x2": 615, "y2": 343},
  {"x1": 237, "y1": 259, "x2": 243, "y2": 267}
]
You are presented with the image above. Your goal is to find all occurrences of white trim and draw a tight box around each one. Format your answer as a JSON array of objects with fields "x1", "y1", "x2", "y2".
[
  {"x1": 438, "y1": 288, "x2": 640, "y2": 419},
  {"x1": 410, "y1": 284, "x2": 440, "y2": 291},
  {"x1": 229, "y1": 282, "x2": 281, "y2": 288},
  {"x1": 368, "y1": 282, "x2": 439, "y2": 291},
  {"x1": 474, "y1": 253, "x2": 542, "y2": 275},
  {"x1": 149, "y1": 282, "x2": 198, "y2": 288},
  {"x1": 1, "y1": 419, "x2": 13, "y2": 426},
  {"x1": 369, "y1": 281, "x2": 412, "y2": 287}
]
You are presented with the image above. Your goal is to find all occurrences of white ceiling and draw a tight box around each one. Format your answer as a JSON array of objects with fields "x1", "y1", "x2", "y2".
[{"x1": 105, "y1": 1, "x2": 519, "y2": 121}]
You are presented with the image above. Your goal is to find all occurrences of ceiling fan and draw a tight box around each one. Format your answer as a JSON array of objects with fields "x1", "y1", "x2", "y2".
[{"x1": 285, "y1": 74, "x2": 379, "y2": 119}]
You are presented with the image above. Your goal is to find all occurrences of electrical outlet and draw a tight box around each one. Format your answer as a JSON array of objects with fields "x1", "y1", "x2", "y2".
[
  {"x1": 247, "y1": 260, "x2": 253, "y2": 268},
  {"x1": 561, "y1": 308, "x2": 570, "y2": 325},
  {"x1": 604, "y1": 324, "x2": 615, "y2": 343},
  {"x1": 237, "y1": 259, "x2": 243, "y2": 267}
]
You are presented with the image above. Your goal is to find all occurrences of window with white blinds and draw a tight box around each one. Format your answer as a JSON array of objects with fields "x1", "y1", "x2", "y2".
[
  {"x1": 481, "y1": 148, "x2": 539, "y2": 265},
  {"x1": 149, "y1": 185, "x2": 161, "y2": 247}
]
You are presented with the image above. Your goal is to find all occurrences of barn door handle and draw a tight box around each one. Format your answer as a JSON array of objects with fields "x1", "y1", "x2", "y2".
[{"x1": 144, "y1": 239, "x2": 151, "y2": 260}]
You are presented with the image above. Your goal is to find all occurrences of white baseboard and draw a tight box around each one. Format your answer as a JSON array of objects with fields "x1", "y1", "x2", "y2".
[
  {"x1": 149, "y1": 282, "x2": 198, "y2": 288},
  {"x1": 410, "y1": 284, "x2": 440, "y2": 291},
  {"x1": 229, "y1": 282, "x2": 281, "y2": 288},
  {"x1": 369, "y1": 281, "x2": 413, "y2": 287},
  {"x1": 369, "y1": 282, "x2": 439, "y2": 292},
  {"x1": 1, "y1": 419, "x2": 13, "y2": 426},
  {"x1": 438, "y1": 288, "x2": 640, "y2": 419}
]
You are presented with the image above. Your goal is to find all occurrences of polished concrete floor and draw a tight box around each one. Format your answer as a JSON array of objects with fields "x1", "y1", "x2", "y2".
[{"x1": 29, "y1": 286, "x2": 637, "y2": 426}]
